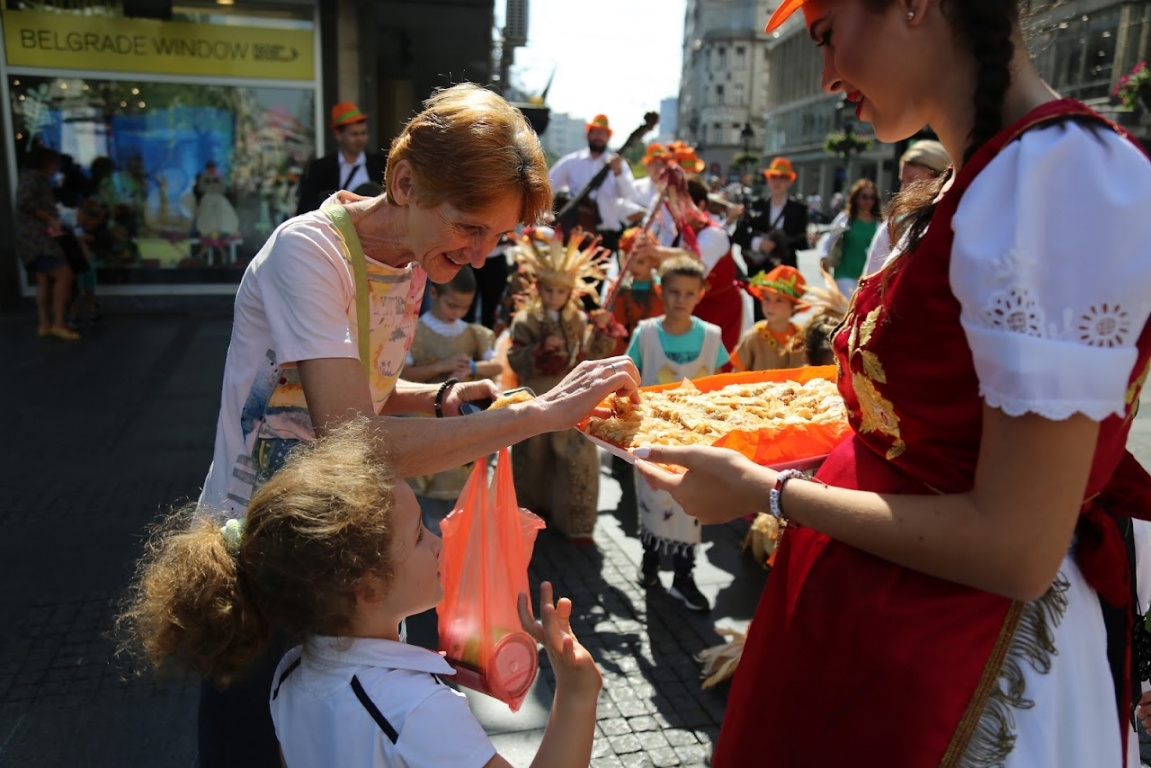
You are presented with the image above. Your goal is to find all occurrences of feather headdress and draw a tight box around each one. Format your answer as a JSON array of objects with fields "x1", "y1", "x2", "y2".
[{"x1": 511, "y1": 226, "x2": 610, "y2": 311}]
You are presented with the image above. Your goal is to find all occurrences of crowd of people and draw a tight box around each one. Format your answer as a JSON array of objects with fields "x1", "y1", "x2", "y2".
[{"x1": 100, "y1": 0, "x2": 1151, "y2": 765}]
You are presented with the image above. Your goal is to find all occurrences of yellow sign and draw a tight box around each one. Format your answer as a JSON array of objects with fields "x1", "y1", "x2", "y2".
[{"x1": 3, "y1": 9, "x2": 315, "y2": 80}]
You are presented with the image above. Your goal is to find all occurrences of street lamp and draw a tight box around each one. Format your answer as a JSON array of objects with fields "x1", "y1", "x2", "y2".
[{"x1": 739, "y1": 122, "x2": 756, "y2": 196}]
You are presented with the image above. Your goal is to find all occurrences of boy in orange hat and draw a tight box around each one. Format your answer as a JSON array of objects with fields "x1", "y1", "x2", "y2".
[
  {"x1": 731, "y1": 265, "x2": 808, "y2": 371},
  {"x1": 296, "y1": 100, "x2": 385, "y2": 214}
]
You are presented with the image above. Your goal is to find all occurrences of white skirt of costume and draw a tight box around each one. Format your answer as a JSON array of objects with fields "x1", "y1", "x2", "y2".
[
  {"x1": 994, "y1": 552, "x2": 1121, "y2": 768},
  {"x1": 634, "y1": 468, "x2": 701, "y2": 555}
]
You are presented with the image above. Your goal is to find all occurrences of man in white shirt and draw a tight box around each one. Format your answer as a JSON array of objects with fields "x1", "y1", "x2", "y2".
[
  {"x1": 549, "y1": 114, "x2": 641, "y2": 253},
  {"x1": 296, "y1": 101, "x2": 386, "y2": 215}
]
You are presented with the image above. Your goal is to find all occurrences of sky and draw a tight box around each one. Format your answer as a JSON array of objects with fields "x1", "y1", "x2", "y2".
[{"x1": 498, "y1": 0, "x2": 688, "y2": 141}]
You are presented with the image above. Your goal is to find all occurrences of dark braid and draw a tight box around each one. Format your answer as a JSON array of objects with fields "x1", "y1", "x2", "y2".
[
  {"x1": 951, "y1": 0, "x2": 1018, "y2": 163},
  {"x1": 887, "y1": 0, "x2": 1020, "y2": 255}
]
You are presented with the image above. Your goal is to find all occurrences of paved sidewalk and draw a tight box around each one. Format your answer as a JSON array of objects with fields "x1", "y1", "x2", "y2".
[{"x1": 0, "y1": 309, "x2": 763, "y2": 767}]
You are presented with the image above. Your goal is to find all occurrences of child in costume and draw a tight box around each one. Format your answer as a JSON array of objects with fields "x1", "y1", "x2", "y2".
[
  {"x1": 121, "y1": 420, "x2": 601, "y2": 768},
  {"x1": 731, "y1": 265, "x2": 809, "y2": 372},
  {"x1": 626, "y1": 256, "x2": 729, "y2": 611},
  {"x1": 507, "y1": 228, "x2": 619, "y2": 543},
  {"x1": 607, "y1": 226, "x2": 664, "y2": 355},
  {"x1": 403, "y1": 265, "x2": 505, "y2": 513}
]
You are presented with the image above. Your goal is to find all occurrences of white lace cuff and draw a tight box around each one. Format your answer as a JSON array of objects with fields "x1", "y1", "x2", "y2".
[{"x1": 962, "y1": 321, "x2": 1135, "y2": 421}]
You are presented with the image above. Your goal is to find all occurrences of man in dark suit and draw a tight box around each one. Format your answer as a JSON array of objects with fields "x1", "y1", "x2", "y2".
[
  {"x1": 731, "y1": 156, "x2": 809, "y2": 273},
  {"x1": 295, "y1": 101, "x2": 386, "y2": 214}
]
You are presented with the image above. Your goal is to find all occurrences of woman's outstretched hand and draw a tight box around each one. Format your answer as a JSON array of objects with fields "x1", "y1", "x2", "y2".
[
  {"x1": 518, "y1": 582, "x2": 602, "y2": 700},
  {"x1": 535, "y1": 357, "x2": 640, "y2": 431},
  {"x1": 634, "y1": 444, "x2": 776, "y2": 525}
]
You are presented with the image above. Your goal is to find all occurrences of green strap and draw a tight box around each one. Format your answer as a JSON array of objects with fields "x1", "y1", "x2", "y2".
[{"x1": 321, "y1": 205, "x2": 371, "y2": 378}]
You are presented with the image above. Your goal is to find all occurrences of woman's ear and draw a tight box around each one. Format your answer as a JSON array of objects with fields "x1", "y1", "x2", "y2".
[{"x1": 389, "y1": 159, "x2": 414, "y2": 206}]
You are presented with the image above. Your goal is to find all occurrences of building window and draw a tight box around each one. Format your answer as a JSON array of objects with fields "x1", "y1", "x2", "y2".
[
  {"x1": 716, "y1": 84, "x2": 725, "y2": 105},
  {"x1": 734, "y1": 83, "x2": 745, "y2": 106},
  {"x1": 716, "y1": 46, "x2": 727, "y2": 70},
  {"x1": 736, "y1": 46, "x2": 746, "y2": 69},
  {"x1": 713, "y1": 123, "x2": 723, "y2": 144},
  {"x1": 11, "y1": 75, "x2": 315, "y2": 280}
]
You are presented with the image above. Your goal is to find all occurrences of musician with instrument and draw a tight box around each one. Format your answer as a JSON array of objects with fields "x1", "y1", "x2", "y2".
[
  {"x1": 550, "y1": 113, "x2": 660, "y2": 253},
  {"x1": 296, "y1": 101, "x2": 386, "y2": 215},
  {"x1": 730, "y1": 157, "x2": 809, "y2": 272}
]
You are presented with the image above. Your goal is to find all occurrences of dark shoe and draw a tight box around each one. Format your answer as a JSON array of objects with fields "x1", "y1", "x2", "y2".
[
  {"x1": 637, "y1": 552, "x2": 661, "y2": 588},
  {"x1": 669, "y1": 573, "x2": 710, "y2": 612}
]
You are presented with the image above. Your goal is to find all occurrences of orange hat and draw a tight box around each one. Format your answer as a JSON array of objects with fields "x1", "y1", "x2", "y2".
[
  {"x1": 667, "y1": 141, "x2": 705, "y2": 173},
  {"x1": 764, "y1": 156, "x2": 797, "y2": 181},
  {"x1": 330, "y1": 101, "x2": 367, "y2": 129},
  {"x1": 765, "y1": 0, "x2": 808, "y2": 33},
  {"x1": 586, "y1": 114, "x2": 613, "y2": 136},
  {"x1": 749, "y1": 265, "x2": 807, "y2": 304},
  {"x1": 642, "y1": 143, "x2": 672, "y2": 164}
]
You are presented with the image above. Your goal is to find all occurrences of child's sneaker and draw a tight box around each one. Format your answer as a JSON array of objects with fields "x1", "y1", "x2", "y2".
[
  {"x1": 669, "y1": 573, "x2": 710, "y2": 612},
  {"x1": 637, "y1": 552, "x2": 660, "y2": 588}
]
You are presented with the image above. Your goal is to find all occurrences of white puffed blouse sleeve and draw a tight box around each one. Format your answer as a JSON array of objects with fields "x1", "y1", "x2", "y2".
[{"x1": 949, "y1": 120, "x2": 1151, "y2": 421}]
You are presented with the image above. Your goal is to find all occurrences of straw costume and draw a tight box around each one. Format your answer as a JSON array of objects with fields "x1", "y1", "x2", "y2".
[{"x1": 507, "y1": 228, "x2": 619, "y2": 542}]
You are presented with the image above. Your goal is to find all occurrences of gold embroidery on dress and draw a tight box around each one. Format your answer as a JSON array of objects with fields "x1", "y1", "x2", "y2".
[{"x1": 846, "y1": 306, "x2": 906, "y2": 459}]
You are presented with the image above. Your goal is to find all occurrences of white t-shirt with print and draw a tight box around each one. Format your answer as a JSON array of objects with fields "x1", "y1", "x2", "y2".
[
  {"x1": 199, "y1": 199, "x2": 426, "y2": 515},
  {"x1": 271, "y1": 637, "x2": 496, "y2": 768}
]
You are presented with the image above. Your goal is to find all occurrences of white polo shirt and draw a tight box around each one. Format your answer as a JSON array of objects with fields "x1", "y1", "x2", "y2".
[{"x1": 270, "y1": 637, "x2": 496, "y2": 767}]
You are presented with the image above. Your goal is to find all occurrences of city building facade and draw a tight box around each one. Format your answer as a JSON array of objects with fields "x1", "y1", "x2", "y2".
[{"x1": 677, "y1": 0, "x2": 773, "y2": 181}]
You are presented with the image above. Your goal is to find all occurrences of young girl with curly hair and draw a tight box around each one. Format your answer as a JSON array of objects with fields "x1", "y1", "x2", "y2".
[{"x1": 120, "y1": 420, "x2": 601, "y2": 767}]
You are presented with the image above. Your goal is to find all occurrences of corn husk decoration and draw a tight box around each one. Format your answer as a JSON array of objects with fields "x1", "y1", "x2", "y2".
[
  {"x1": 802, "y1": 264, "x2": 851, "y2": 322},
  {"x1": 697, "y1": 626, "x2": 748, "y2": 689},
  {"x1": 741, "y1": 512, "x2": 782, "y2": 570},
  {"x1": 511, "y1": 226, "x2": 610, "y2": 313}
]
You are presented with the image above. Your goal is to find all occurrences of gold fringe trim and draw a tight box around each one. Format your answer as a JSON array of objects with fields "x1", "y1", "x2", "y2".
[{"x1": 941, "y1": 573, "x2": 1071, "y2": 768}]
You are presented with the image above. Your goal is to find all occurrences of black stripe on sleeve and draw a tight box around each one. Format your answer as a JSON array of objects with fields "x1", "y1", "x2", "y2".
[
  {"x1": 350, "y1": 675, "x2": 399, "y2": 744},
  {"x1": 271, "y1": 657, "x2": 302, "y2": 701}
]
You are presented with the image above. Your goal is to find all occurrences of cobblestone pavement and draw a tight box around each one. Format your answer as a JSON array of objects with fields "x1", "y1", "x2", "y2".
[{"x1": 2, "y1": 306, "x2": 1149, "y2": 768}]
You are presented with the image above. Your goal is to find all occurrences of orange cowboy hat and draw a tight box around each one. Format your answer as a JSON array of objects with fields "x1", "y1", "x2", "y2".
[
  {"x1": 330, "y1": 101, "x2": 368, "y2": 129},
  {"x1": 765, "y1": 0, "x2": 809, "y2": 33},
  {"x1": 764, "y1": 156, "x2": 797, "y2": 181},
  {"x1": 748, "y1": 265, "x2": 807, "y2": 304},
  {"x1": 586, "y1": 114, "x2": 613, "y2": 136},
  {"x1": 642, "y1": 143, "x2": 673, "y2": 164}
]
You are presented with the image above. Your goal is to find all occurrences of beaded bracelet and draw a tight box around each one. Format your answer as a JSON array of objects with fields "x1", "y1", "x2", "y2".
[
  {"x1": 434, "y1": 377, "x2": 458, "y2": 418},
  {"x1": 768, "y1": 472, "x2": 814, "y2": 525}
]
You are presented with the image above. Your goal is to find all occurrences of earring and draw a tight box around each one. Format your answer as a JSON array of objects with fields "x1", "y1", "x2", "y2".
[{"x1": 907, "y1": 10, "x2": 915, "y2": 21}]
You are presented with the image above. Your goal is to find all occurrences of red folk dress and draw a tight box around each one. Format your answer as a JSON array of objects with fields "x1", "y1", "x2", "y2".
[
  {"x1": 691, "y1": 228, "x2": 745, "y2": 354},
  {"x1": 713, "y1": 101, "x2": 1151, "y2": 767}
]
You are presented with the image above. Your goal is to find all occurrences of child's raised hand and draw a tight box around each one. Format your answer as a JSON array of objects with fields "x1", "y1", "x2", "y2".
[{"x1": 518, "y1": 582, "x2": 602, "y2": 700}]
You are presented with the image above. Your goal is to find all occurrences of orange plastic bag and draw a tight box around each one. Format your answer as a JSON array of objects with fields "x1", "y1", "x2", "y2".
[
  {"x1": 579, "y1": 365, "x2": 852, "y2": 469},
  {"x1": 437, "y1": 449, "x2": 545, "y2": 711}
]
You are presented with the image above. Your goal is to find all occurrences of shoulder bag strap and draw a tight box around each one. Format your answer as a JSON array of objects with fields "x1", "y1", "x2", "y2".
[{"x1": 321, "y1": 205, "x2": 371, "y2": 378}]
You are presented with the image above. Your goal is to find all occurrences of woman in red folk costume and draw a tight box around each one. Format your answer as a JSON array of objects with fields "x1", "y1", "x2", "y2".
[{"x1": 637, "y1": 1, "x2": 1151, "y2": 766}]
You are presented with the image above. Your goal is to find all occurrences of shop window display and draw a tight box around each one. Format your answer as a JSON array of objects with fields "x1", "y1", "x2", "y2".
[{"x1": 10, "y1": 76, "x2": 315, "y2": 283}]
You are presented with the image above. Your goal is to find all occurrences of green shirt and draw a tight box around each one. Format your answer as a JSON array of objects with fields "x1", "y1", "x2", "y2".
[{"x1": 835, "y1": 217, "x2": 880, "y2": 282}]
